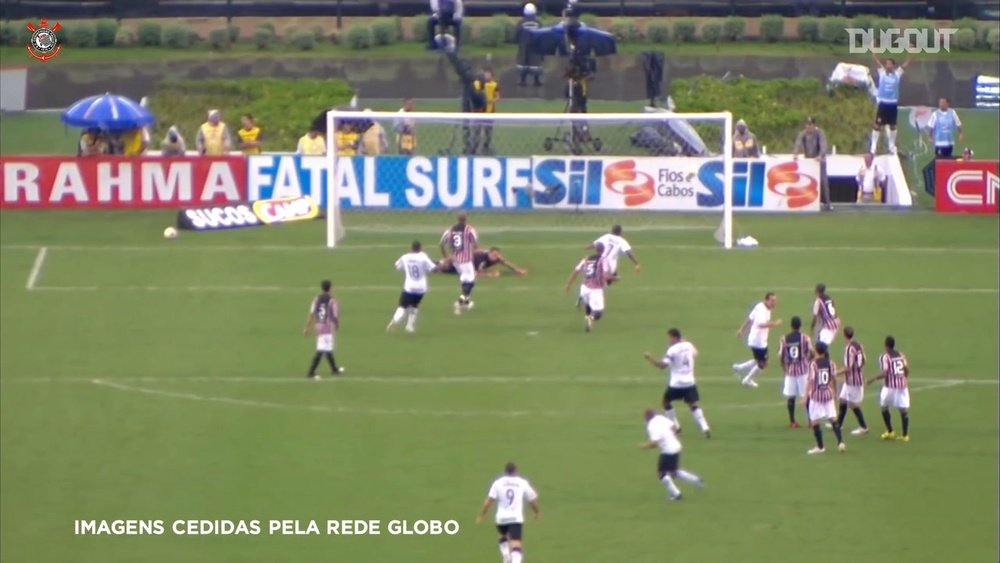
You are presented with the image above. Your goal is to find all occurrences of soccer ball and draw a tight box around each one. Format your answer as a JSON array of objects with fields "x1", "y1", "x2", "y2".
[{"x1": 163, "y1": 226, "x2": 178, "y2": 239}]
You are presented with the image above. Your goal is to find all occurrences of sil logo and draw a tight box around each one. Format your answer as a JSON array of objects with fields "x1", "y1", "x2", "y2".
[
  {"x1": 26, "y1": 19, "x2": 62, "y2": 62},
  {"x1": 766, "y1": 161, "x2": 819, "y2": 208},
  {"x1": 603, "y1": 160, "x2": 655, "y2": 206}
]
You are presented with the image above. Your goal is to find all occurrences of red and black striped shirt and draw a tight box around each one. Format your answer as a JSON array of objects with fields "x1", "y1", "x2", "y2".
[{"x1": 441, "y1": 223, "x2": 479, "y2": 264}]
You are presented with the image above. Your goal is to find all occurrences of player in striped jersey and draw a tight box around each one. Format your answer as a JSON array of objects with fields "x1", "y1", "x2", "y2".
[
  {"x1": 779, "y1": 316, "x2": 812, "y2": 428},
  {"x1": 804, "y1": 343, "x2": 845, "y2": 454},
  {"x1": 439, "y1": 212, "x2": 480, "y2": 315},
  {"x1": 564, "y1": 242, "x2": 615, "y2": 332},
  {"x1": 867, "y1": 336, "x2": 911, "y2": 442},
  {"x1": 810, "y1": 283, "x2": 840, "y2": 347},
  {"x1": 302, "y1": 279, "x2": 344, "y2": 379},
  {"x1": 836, "y1": 326, "x2": 869, "y2": 435}
]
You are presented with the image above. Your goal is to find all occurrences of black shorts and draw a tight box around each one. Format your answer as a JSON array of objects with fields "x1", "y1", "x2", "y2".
[
  {"x1": 663, "y1": 385, "x2": 700, "y2": 405},
  {"x1": 657, "y1": 453, "x2": 679, "y2": 475},
  {"x1": 875, "y1": 102, "x2": 898, "y2": 127},
  {"x1": 751, "y1": 347, "x2": 769, "y2": 363},
  {"x1": 496, "y1": 523, "x2": 523, "y2": 540},
  {"x1": 935, "y1": 145, "x2": 954, "y2": 158},
  {"x1": 398, "y1": 291, "x2": 425, "y2": 308}
]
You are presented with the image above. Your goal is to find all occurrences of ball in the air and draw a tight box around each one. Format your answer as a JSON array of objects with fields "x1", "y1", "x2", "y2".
[{"x1": 163, "y1": 226, "x2": 178, "y2": 239}]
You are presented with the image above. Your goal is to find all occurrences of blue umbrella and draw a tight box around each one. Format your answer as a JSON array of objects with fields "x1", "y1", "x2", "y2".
[{"x1": 61, "y1": 92, "x2": 154, "y2": 131}]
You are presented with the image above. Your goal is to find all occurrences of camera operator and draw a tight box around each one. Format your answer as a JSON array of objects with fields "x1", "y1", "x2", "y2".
[
  {"x1": 427, "y1": 0, "x2": 463, "y2": 51},
  {"x1": 516, "y1": 3, "x2": 543, "y2": 87}
]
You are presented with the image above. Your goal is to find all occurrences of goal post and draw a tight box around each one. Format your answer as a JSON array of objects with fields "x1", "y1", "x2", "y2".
[{"x1": 326, "y1": 109, "x2": 735, "y2": 249}]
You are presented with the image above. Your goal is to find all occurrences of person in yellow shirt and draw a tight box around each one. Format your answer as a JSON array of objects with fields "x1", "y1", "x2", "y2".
[
  {"x1": 360, "y1": 112, "x2": 388, "y2": 156},
  {"x1": 471, "y1": 68, "x2": 500, "y2": 154},
  {"x1": 394, "y1": 98, "x2": 417, "y2": 155},
  {"x1": 196, "y1": 109, "x2": 232, "y2": 156},
  {"x1": 334, "y1": 121, "x2": 359, "y2": 156},
  {"x1": 297, "y1": 128, "x2": 327, "y2": 156},
  {"x1": 236, "y1": 113, "x2": 263, "y2": 155},
  {"x1": 120, "y1": 127, "x2": 149, "y2": 156}
]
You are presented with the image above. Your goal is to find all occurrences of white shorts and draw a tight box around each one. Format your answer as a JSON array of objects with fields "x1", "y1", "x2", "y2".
[
  {"x1": 808, "y1": 399, "x2": 837, "y2": 422},
  {"x1": 839, "y1": 384, "x2": 864, "y2": 404},
  {"x1": 316, "y1": 334, "x2": 334, "y2": 352},
  {"x1": 455, "y1": 261, "x2": 476, "y2": 283},
  {"x1": 579, "y1": 286, "x2": 605, "y2": 312},
  {"x1": 782, "y1": 375, "x2": 807, "y2": 398},
  {"x1": 818, "y1": 328, "x2": 836, "y2": 346},
  {"x1": 879, "y1": 387, "x2": 910, "y2": 409}
]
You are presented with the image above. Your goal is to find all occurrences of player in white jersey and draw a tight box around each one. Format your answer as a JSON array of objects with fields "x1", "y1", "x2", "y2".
[
  {"x1": 477, "y1": 462, "x2": 540, "y2": 563},
  {"x1": 640, "y1": 409, "x2": 704, "y2": 501},
  {"x1": 643, "y1": 328, "x2": 711, "y2": 438},
  {"x1": 733, "y1": 292, "x2": 782, "y2": 388},
  {"x1": 387, "y1": 240, "x2": 439, "y2": 333},
  {"x1": 591, "y1": 225, "x2": 640, "y2": 282}
]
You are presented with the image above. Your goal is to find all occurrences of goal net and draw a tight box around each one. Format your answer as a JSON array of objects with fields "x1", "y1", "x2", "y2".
[{"x1": 325, "y1": 109, "x2": 735, "y2": 249}]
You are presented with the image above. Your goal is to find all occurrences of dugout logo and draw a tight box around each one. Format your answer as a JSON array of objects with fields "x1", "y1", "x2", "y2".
[
  {"x1": 25, "y1": 19, "x2": 62, "y2": 61},
  {"x1": 765, "y1": 161, "x2": 819, "y2": 208},
  {"x1": 602, "y1": 160, "x2": 655, "y2": 206}
]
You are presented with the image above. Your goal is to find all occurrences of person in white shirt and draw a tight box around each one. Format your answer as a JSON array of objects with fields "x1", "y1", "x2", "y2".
[
  {"x1": 387, "y1": 240, "x2": 439, "y2": 333},
  {"x1": 591, "y1": 224, "x2": 640, "y2": 282},
  {"x1": 855, "y1": 153, "x2": 886, "y2": 203},
  {"x1": 640, "y1": 409, "x2": 704, "y2": 501},
  {"x1": 643, "y1": 328, "x2": 711, "y2": 438},
  {"x1": 477, "y1": 462, "x2": 540, "y2": 563},
  {"x1": 733, "y1": 292, "x2": 783, "y2": 388}
]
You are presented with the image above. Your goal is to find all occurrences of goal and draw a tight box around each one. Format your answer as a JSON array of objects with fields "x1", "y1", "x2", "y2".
[{"x1": 324, "y1": 109, "x2": 735, "y2": 249}]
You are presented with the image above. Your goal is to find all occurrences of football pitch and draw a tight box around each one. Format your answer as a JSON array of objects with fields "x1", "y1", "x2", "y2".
[{"x1": 0, "y1": 209, "x2": 997, "y2": 562}]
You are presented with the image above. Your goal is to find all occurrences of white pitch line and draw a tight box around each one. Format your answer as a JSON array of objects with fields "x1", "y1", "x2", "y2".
[
  {"x1": 24, "y1": 246, "x2": 48, "y2": 290},
  {"x1": 26, "y1": 284, "x2": 998, "y2": 295}
]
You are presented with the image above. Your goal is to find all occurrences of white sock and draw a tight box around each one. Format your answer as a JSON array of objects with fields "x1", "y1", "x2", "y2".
[
  {"x1": 735, "y1": 359, "x2": 756, "y2": 371},
  {"x1": 888, "y1": 129, "x2": 897, "y2": 148},
  {"x1": 406, "y1": 308, "x2": 418, "y2": 331},
  {"x1": 869, "y1": 130, "x2": 879, "y2": 153},
  {"x1": 692, "y1": 407, "x2": 710, "y2": 432},
  {"x1": 742, "y1": 365, "x2": 760, "y2": 384},
  {"x1": 663, "y1": 408, "x2": 679, "y2": 425},
  {"x1": 391, "y1": 307, "x2": 405, "y2": 325},
  {"x1": 510, "y1": 547, "x2": 523, "y2": 563},
  {"x1": 661, "y1": 475, "x2": 681, "y2": 497},
  {"x1": 675, "y1": 469, "x2": 702, "y2": 484},
  {"x1": 498, "y1": 541, "x2": 510, "y2": 563}
]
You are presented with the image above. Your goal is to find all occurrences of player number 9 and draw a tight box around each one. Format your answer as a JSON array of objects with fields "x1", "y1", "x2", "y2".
[{"x1": 505, "y1": 488, "x2": 515, "y2": 507}]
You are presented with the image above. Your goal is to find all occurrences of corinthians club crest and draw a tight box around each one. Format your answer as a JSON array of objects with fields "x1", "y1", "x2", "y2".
[{"x1": 26, "y1": 19, "x2": 63, "y2": 62}]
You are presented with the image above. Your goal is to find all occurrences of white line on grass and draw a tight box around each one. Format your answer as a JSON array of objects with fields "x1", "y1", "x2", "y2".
[{"x1": 24, "y1": 246, "x2": 48, "y2": 290}]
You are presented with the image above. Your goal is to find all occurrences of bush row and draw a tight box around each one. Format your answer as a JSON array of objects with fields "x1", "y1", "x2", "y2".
[
  {"x1": 0, "y1": 16, "x2": 996, "y2": 51},
  {"x1": 148, "y1": 78, "x2": 353, "y2": 151}
]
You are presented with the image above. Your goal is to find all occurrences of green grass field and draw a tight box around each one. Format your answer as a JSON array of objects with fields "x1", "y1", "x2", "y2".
[{"x1": 1, "y1": 209, "x2": 997, "y2": 563}]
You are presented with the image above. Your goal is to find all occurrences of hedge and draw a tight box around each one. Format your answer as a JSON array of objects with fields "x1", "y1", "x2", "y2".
[
  {"x1": 162, "y1": 24, "x2": 193, "y2": 49},
  {"x1": 820, "y1": 16, "x2": 849, "y2": 45},
  {"x1": 954, "y1": 28, "x2": 977, "y2": 51},
  {"x1": 701, "y1": 22, "x2": 722, "y2": 44},
  {"x1": 290, "y1": 30, "x2": 316, "y2": 51},
  {"x1": 209, "y1": 27, "x2": 230, "y2": 50},
  {"x1": 149, "y1": 78, "x2": 353, "y2": 152},
  {"x1": 253, "y1": 26, "x2": 275, "y2": 50},
  {"x1": 672, "y1": 76, "x2": 872, "y2": 155},
  {"x1": 722, "y1": 16, "x2": 745, "y2": 42},
  {"x1": 647, "y1": 22, "x2": 669, "y2": 44},
  {"x1": 673, "y1": 19, "x2": 696, "y2": 43},
  {"x1": 797, "y1": 17, "x2": 820, "y2": 42},
  {"x1": 372, "y1": 19, "x2": 399, "y2": 46},
  {"x1": 136, "y1": 21, "x2": 161, "y2": 46},
  {"x1": 346, "y1": 25, "x2": 373, "y2": 49},
  {"x1": 95, "y1": 19, "x2": 118, "y2": 47},
  {"x1": 610, "y1": 17, "x2": 641, "y2": 43},
  {"x1": 67, "y1": 23, "x2": 98, "y2": 47},
  {"x1": 477, "y1": 23, "x2": 505, "y2": 47},
  {"x1": 760, "y1": 15, "x2": 784, "y2": 43}
]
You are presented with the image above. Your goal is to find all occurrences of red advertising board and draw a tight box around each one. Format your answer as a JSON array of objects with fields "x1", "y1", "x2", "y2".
[
  {"x1": 935, "y1": 159, "x2": 1000, "y2": 214},
  {"x1": 0, "y1": 156, "x2": 246, "y2": 208}
]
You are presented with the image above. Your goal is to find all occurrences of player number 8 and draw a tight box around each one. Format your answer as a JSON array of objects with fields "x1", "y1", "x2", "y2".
[{"x1": 788, "y1": 344, "x2": 799, "y2": 360}]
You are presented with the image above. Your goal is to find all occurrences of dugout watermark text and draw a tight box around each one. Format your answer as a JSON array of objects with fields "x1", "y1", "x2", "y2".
[{"x1": 846, "y1": 27, "x2": 957, "y2": 54}]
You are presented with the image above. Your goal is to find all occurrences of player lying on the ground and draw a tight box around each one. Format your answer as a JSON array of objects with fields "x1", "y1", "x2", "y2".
[{"x1": 439, "y1": 247, "x2": 527, "y2": 278}]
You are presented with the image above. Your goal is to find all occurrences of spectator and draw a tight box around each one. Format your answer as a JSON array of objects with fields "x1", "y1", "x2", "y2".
[
  {"x1": 427, "y1": 0, "x2": 463, "y2": 51},
  {"x1": 120, "y1": 127, "x2": 149, "y2": 156},
  {"x1": 335, "y1": 121, "x2": 359, "y2": 156},
  {"x1": 196, "y1": 109, "x2": 232, "y2": 156},
  {"x1": 793, "y1": 117, "x2": 831, "y2": 210},
  {"x1": 160, "y1": 126, "x2": 187, "y2": 156},
  {"x1": 394, "y1": 98, "x2": 417, "y2": 155},
  {"x1": 732, "y1": 119, "x2": 760, "y2": 158},
  {"x1": 855, "y1": 153, "x2": 885, "y2": 203},
  {"x1": 360, "y1": 111, "x2": 389, "y2": 156},
  {"x1": 77, "y1": 128, "x2": 107, "y2": 157},
  {"x1": 516, "y1": 3, "x2": 543, "y2": 87},
  {"x1": 959, "y1": 147, "x2": 975, "y2": 161},
  {"x1": 237, "y1": 113, "x2": 263, "y2": 155},
  {"x1": 926, "y1": 97, "x2": 963, "y2": 159},
  {"x1": 297, "y1": 127, "x2": 327, "y2": 156}
]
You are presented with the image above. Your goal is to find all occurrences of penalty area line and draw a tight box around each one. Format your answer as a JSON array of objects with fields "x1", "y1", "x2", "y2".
[{"x1": 25, "y1": 246, "x2": 48, "y2": 290}]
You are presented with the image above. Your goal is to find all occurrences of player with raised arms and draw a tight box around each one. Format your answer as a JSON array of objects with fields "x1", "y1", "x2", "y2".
[
  {"x1": 804, "y1": 342, "x2": 846, "y2": 454},
  {"x1": 640, "y1": 408, "x2": 704, "y2": 501},
  {"x1": 590, "y1": 224, "x2": 640, "y2": 283},
  {"x1": 643, "y1": 328, "x2": 711, "y2": 438},
  {"x1": 733, "y1": 292, "x2": 782, "y2": 388},
  {"x1": 439, "y1": 247, "x2": 527, "y2": 278},
  {"x1": 836, "y1": 326, "x2": 870, "y2": 435},
  {"x1": 387, "y1": 241, "x2": 439, "y2": 333},
  {"x1": 869, "y1": 51, "x2": 911, "y2": 154},
  {"x1": 779, "y1": 316, "x2": 813, "y2": 428},
  {"x1": 811, "y1": 283, "x2": 840, "y2": 347},
  {"x1": 565, "y1": 242, "x2": 615, "y2": 332},
  {"x1": 868, "y1": 335, "x2": 911, "y2": 442},
  {"x1": 477, "y1": 462, "x2": 540, "y2": 563},
  {"x1": 440, "y1": 212, "x2": 479, "y2": 315},
  {"x1": 302, "y1": 279, "x2": 344, "y2": 379}
]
